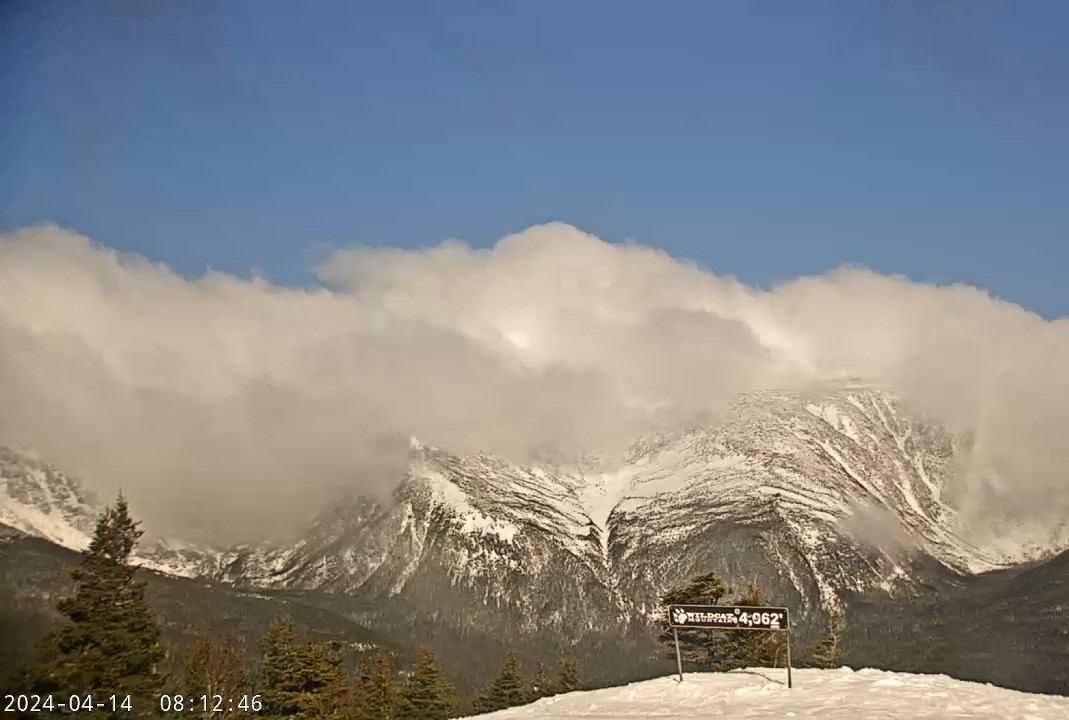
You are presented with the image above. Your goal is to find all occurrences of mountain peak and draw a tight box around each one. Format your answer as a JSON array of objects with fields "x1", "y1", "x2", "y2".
[{"x1": 4, "y1": 385, "x2": 1068, "y2": 646}]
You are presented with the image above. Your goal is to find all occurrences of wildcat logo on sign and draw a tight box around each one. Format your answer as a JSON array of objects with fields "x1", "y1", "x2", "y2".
[{"x1": 668, "y1": 604, "x2": 790, "y2": 631}]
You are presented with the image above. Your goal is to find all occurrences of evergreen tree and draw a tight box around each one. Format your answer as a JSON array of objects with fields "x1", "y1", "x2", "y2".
[
  {"x1": 468, "y1": 691, "x2": 484, "y2": 717},
  {"x1": 660, "y1": 572, "x2": 732, "y2": 606},
  {"x1": 293, "y1": 640, "x2": 345, "y2": 718},
  {"x1": 479, "y1": 652, "x2": 527, "y2": 712},
  {"x1": 658, "y1": 572, "x2": 788, "y2": 672},
  {"x1": 529, "y1": 660, "x2": 551, "y2": 701},
  {"x1": 397, "y1": 647, "x2": 455, "y2": 720},
  {"x1": 353, "y1": 652, "x2": 400, "y2": 720},
  {"x1": 26, "y1": 494, "x2": 164, "y2": 717},
  {"x1": 801, "y1": 631, "x2": 843, "y2": 669},
  {"x1": 713, "y1": 578, "x2": 786, "y2": 671},
  {"x1": 176, "y1": 629, "x2": 250, "y2": 718},
  {"x1": 656, "y1": 571, "x2": 733, "y2": 669},
  {"x1": 257, "y1": 617, "x2": 344, "y2": 718},
  {"x1": 335, "y1": 664, "x2": 364, "y2": 720},
  {"x1": 258, "y1": 618, "x2": 301, "y2": 716},
  {"x1": 552, "y1": 657, "x2": 582, "y2": 695}
]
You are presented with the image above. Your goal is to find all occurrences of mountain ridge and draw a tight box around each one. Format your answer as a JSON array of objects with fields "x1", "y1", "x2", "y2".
[
  {"x1": 5, "y1": 383, "x2": 1069, "y2": 695},
  {"x1": 4, "y1": 385, "x2": 1066, "y2": 633}
]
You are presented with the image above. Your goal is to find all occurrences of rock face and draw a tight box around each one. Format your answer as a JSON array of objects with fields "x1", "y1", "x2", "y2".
[{"x1": 1, "y1": 385, "x2": 1063, "y2": 650}]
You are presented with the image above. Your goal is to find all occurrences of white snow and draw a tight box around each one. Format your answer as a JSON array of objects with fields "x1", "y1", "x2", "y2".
[
  {"x1": 0, "y1": 466, "x2": 96, "y2": 551},
  {"x1": 421, "y1": 468, "x2": 521, "y2": 543},
  {"x1": 964, "y1": 517, "x2": 1069, "y2": 565},
  {"x1": 0, "y1": 461, "x2": 230, "y2": 578},
  {"x1": 580, "y1": 468, "x2": 635, "y2": 556},
  {"x1": 464, "y1": 669, "x2": 1069, "y2": 719},
  {"x1": 459, "y1": 513, "x2": 520, "y2": 543},
  {"x1": 424, "y1": 469, "x2": 469, "y2": 508},
  {"x1": 0, "y1": 497, "x2": 92, "y2": 551},
  {"x1": 806, "y1": 402, "x2": 863, "y2": 446},
  {"x1": 632, "y1": 452, "x2": 746, "y2": 498}
]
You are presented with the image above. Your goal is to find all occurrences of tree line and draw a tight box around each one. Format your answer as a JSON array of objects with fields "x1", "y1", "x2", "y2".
[{"x1": 4, "y1": 495, "x2": 584, "y2": 719}]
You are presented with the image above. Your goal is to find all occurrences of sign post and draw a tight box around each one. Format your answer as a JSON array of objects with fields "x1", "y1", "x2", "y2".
[
  {"x1": 673, "y1": 627, "x2": 683, "y2": 682},
  {"x1": 668, "y1": 604, "x2": 792, "y2": 688},
  {"x1": 786, "y1": 627, "x2": 792, "y2": 689}
]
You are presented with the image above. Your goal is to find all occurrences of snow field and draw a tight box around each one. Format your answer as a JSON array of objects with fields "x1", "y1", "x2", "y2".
[{"x1": 464, "y1": 668, "x2": 1069, "y2": 719}]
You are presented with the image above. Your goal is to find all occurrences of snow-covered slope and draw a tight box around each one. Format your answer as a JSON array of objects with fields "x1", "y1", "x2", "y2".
[
  {"x1": 0, "y1": 446, "x2": 98, "y2": 551},
  {"x1": 0, "y1": 446, "x2": 229, "y2": 577},
  {"x1": 4, "y1": 385, "x2": 1068, "y2": 644},
  {"x1": 5, "y1": 386, "x2": 1069, "y2": 696},
  {"x1": 217, "y1": 385, "x2": 1068, "y2": 645},
  {"x1": 465, "y1": 669, "x2": 1069, "y2": 719}
]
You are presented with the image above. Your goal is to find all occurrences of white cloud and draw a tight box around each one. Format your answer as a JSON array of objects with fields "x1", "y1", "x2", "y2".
[{"x1": 2, "y1": 222, "x2": 1066, "y2": 543}]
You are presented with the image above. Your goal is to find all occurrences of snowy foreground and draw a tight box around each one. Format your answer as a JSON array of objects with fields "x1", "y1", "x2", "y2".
[{"x1": 464, "y1": 668, "x2": 1069, "y2": 719}]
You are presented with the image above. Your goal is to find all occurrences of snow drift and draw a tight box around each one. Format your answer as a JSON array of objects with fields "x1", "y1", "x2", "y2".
[{"x1": 465, "y1": 669, "x2": 1069, "y2": 719}]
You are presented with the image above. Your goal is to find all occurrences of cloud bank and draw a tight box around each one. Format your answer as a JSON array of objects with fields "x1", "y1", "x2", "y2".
[{"x1": 1, "y1": 223, "x2": 1066, "y2": 543}]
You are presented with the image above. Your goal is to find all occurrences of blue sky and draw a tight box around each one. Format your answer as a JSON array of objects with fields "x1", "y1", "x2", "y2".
[{"x1": 2, "y1": 0, "x2": 1068, "y2": 316}]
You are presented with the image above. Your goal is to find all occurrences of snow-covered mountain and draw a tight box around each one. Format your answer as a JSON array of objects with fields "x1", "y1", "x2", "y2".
[
  {"x1": 3, "y1": 385, "x2": 1067, "y2": 647},
  {"x1": 211, "y1": 385, "x2": 1067, "y2": 640},
  {"x1": 0, "y1": 447, "x2": 99, "y2": 551},
  {"x1": 461, "y1": 669, "x2": 1069, "y2": 719},
  {"x1": 0, "y1": 446, "x2": 231, "y2": 577}
]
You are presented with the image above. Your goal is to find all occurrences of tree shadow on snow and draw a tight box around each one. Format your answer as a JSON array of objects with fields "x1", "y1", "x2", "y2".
[
  {"x1": 674, "y1": 669, "x2": 788, "y2": 686},
  {"x1": 725, "y1": 669, "x2": 789, "y2": 686}
]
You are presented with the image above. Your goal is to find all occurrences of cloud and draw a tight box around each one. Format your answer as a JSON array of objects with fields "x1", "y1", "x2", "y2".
[{"x1": 1, "y1": 223, "x2": 1067, "y2": 544}]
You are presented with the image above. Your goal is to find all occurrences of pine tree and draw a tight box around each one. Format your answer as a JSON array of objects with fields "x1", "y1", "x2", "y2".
[
  {"x1": 256, "y1": 618, "x2": 344, "y2": 718},
  {"x1": 336, "y1": 664, "x2": 365, "y2": 720},
  {"x1": 552, "y1": 657, "x2": 582, "y2": 695},
  {"x1": 801, "y1": 631, "x2": 843, "y2": 669},
  {"x1": 26, "y1": 493, "x2": 164, "y2": 717},
  {"x1": 529, "y1": 660, "x2": 551, "y2": 701},
  {"x1": 658, "y1": 572, "x2": 789, "y2": 672},
  {"x1": 468, "y1": 691, "x2": 484, "y2": 716},
  {"x1": 660, "y1": 572, "x2": 731, "y2": 607},
  {"x1": 656, "y1": 571, "x2": 733, "y2": 669},
  {"x1": 397, "y1": 647, "x2": 456, "y2": 720},
  {"x1": 258, "y1": 617, "x2": 301, "y2": 716},
  {"x1": 479, "y1": 652, "x2": 527, "y2": 712},
  {"x1": 176, "y1": 629, "x2": 249, "y2": 718},
  {"x1": 714, "y1": 578, "x2": 787, "y2": 671},
  {"x1": 292, "y1": 639, "x2": 345, "y2": 718},
  {"x1": 347, "y1": 656, "x2": 371, "y2": 720},
  {"x1": 353, "y1": 652, "x2": 400, "y2": 720}
]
